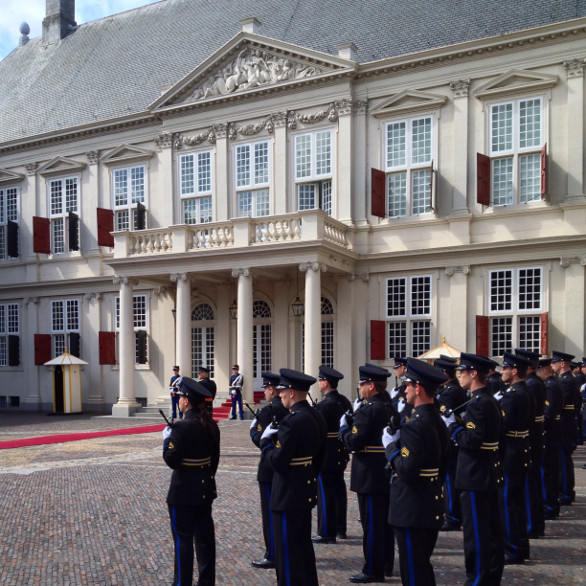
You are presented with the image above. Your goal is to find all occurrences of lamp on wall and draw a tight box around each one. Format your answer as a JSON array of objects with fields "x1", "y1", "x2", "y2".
[
  {"x1": 229, "y1": 299, "x2": 238, "y2": 320},
  {"x1": 291, "y1": 269, "x2": 304, "y2": 317}
]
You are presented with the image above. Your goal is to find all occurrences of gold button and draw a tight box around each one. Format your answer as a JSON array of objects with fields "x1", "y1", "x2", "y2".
[
  {"x1": 435, "y1": 516, "x2": 440, "y2": 520},
  {"x1": 308, "y1": 498, "x2": 312, "y2": 503},
  {"x1": 307, "y1": 480, "x2": 311, "y2": 485}
]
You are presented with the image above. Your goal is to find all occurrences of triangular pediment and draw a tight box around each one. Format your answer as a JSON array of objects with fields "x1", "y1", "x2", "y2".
[
  {"x1": 150, "y1": 32, "x2": 355, "y2": 112},
  {"x1": 370, "y1": 90, "x2": 447, "y2": 118},
  {"x1": 474, "y1": 69, "x2": 559, "y2": 99},
  {"x1": 37, "y1": 156, "x2": 86, "y2": 176},
  {"x1": 101, "y1": 144, "x2": 154, "y2": 165},
  {"x1": 0, "y1": 168, "x2": 24, "y2": 185}
]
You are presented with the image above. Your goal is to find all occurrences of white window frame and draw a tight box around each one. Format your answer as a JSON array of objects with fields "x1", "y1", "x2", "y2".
[
  {"x1": 51, "y1": 298, "x2": 80, "y2": 357},
  {"x1": 179, "y1": 150, "x2": 213, "y2": 225},
  {"x1": 115, "y1": 294, "x2": 149, "y2": 364},
  {"x1": 0, "y1": 186, "x2": 18, "y2": 260},
  {"x1": 0, "y1": 303, "x2": 19, "y2": 367},
  {"x1": 235, "y1": 140, "x2": 270, "y2": 218},
  {"x1": 112, "y1": 164, "x2": 146, "y2": 231},
  {"x1": 191, "y1": 302, "x2": 215, "y2": 377},
  {"x1": 48, "y1": 176, "x2": 79, "y2": 254}
]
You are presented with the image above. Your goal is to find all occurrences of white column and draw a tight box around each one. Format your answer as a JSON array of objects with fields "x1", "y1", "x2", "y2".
[
  {"x1": 564, "y1": 59, "x2": 585, "y2": 198},
  {"x1": 215, "y1": 125, "x2": 229, "y2": 220},
  {"x1": 233, "y1": 268, "x2": 254, "y2": 404},
  {"x1": 85, "y1": 292, "x2": 105, "y2": 408},
  {"x1": 442, "y1": 266, "x2": 470, "y2": 351},
  {"x1": 449, "y1": 80, "x2": 470, "y2": 212},
  {"x1": 172, "y1": 273, "x2": 192, "y2": 378},
  {"x1": 112, "y1": 277, "x2": 140, "y2": 416},
  {"x1": 301, "y1": 262, "x2": 325, "y2": 381},
  {"x1": 273, "y1": 112, "x2": 288, "y2": 215}
]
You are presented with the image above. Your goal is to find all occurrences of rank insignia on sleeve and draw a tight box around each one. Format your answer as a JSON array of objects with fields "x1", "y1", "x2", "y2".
[
  {"x1": 276, "y1": 440, "x2": 281, "y2": 448},
  {"x1": 257, "y1": 424, "x2": 262, "y2": 432},
  {"x1": 168, "y1": 442, "x2": 174, "y2": 449},
  {"x1": 352, "y1": 425, "x2": 358, "y2": 434},
  {"x1": 401, "y1": 447, "x2": 410, "y2": 458},
  {"x1": 466, "y1": 422, "x2": 476, "y2": 430}
]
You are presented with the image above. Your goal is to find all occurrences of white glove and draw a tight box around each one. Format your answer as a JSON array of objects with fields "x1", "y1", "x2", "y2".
[
  {"x1": 162, "y1": 426, "x2": 172, "y2": 440},
  {"x1": 353, "y1": 397, "x2": 362, "y2": 412},
  {"x1": 441, "y1": 413, "x2": 456, "y2": 427},
  {"x1": 250, "y1": 417, "x2": 258, "y2": 430},
  {"x1": 390, "y1": 387, "x2": 400, "y2": 400},
  {"x1": 493, "y1": 391, "x2": 503, "y2": 401},
  {"x1": 397, "y1": 398, "x2": 406, "y2": 413},
  {"x1": 382, "y1": 427, "x2": 400, "y2": 448},
  {"x1": 231, "y1": 390, "x2": 236, "y2": 396},
  {"x1": 261, "y1": 425, "x2": 278, "y2": 441},
  {"x1": 340, "y1": 413, "x2": 351, "y2": 429}
]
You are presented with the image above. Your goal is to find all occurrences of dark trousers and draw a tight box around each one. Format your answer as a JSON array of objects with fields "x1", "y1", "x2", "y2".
[
  {"x1": 501, "y1": 471, "x2": 529, "y2": 560},
  {"x1": 558, "y1": 444, "x2": 575, "y2": 501},
  {"x1": 394, "y1": 526, "x2": 439, "y2": 586},
  {"x1": 526, "y1": 449, "x2": 545, "y2": 535},
  {"x1": 443, "y1": 470, "x2": 462, "y2": 527},
  {"x1": 273, "y1": 509, "x2": 318, "y2": 586},
  {"x1": 171, "y1": 394, "x2": 181, "y2": 419},
  {"x1": 317, "y1": 470, "x2": 348, "y2": 538},
  {"x1": 230, "y1": 393, "x2": 243, "y2": 419},
  {"x1": 169, "y1": 503, "x2": 215, "y2": 586},
  {"x1": 460, "y1": 490, "x2": 504, "y2": 586},
  {"x1": 357, "y1": 492, "x2": 394, "y2": 577},
  {"x1": 259, "y1": 481, "x2": 276, "y2": 561},
  {"x1": 542, "y1": 442, "x2": 560, "y2": 517}
]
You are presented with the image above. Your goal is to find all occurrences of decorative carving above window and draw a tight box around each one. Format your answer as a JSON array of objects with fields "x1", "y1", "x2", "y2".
[
  {"x1": 474, "y1": 69, "x2": 559, "y2": 99},
  {"x1": 174, "y1": 128, "x2": 217, "y2": 150},
  {"x1": 100, "y1": 144, "x2": 154, "y2": 165},
  {"x1": 37, "y1": 156, "x2": 86, "y2": 177},
  {"x1": 370, "y1": 90, "x2": 448, "y2": 118},
  {"x1": 0, "y1": 168, "x2": 24, "y2": 185}
]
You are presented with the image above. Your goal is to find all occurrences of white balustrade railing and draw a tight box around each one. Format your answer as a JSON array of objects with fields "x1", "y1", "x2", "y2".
[
  {"x1": 189, "y1": 224, "x2": 234, "y2": 249},
  {"x1": 251, "y1": 215, "x2": 302, "y2": 244},
  {"x1": 129, "y1": 230, "x2": 173, "y2": 255}
]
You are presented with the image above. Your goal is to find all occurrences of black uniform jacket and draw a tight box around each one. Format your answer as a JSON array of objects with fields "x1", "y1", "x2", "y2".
[
  {"x1": 558, "y1": 370, "x2": 580, "y2": 449},
  {"x1": 199, "y1": 377, "x2": 217, "y2": 400},
  {"x1": 342, "y1": 392, "x2": 395, "y2": 494},
  {"x1": 163, "y1": 409, "x2": 220, "y2": 506},
  {"x1": 315, "y1": 390, "x2": 352, "y2": 472},
  {"x1": 449, "y1": 387, "x2": 503, "y2": 492},
  {"x1": 525, "y1": 372, "x2": 546, "y2": 448},
  {"x1": 250, "y1": 396, "x2": 289, "y2": 483},
  {"x1": 435, "y1": 379, "x2": 468, "y2": 416},
  {"x1": 386, "y1": 403, "x2": 449, "y2": 528},
  {"x1": 499, "y1": 381, "x2": 533, "y2": 473},
  {"x1": 543, "y1": 375, "x2": 564, "y2": 446},
  {"x1": 262, "y1": 400, "x2": 327, "y2": 512}
]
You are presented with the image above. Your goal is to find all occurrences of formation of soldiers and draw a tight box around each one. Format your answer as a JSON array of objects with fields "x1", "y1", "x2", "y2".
[{"x1": 246, "y1": 349, "x2": 584, "y2": 585}]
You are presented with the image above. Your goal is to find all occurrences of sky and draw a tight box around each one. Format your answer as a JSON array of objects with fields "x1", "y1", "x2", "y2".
[{"x1": 0, "y1": 0, "x2": 160, "y2": 61}]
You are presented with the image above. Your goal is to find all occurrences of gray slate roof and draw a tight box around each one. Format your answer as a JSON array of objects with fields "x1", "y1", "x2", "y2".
[{"x1": 1, "y1": 0, "x2": 586, "y2": 145}]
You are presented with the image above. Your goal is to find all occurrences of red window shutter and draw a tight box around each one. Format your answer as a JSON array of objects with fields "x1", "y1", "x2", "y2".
[
  {"x1": 33, "y1": 216, "x2": 51, "y2": 254},
  {"x1": 34, "y1": 333, "x2": 52, "y2": 365},
  {"x1": 540, "y1": 312, "x2": 548, "y2": 356},
  {"x1": 540, "y1": 144, "x2": 547, "y2": 200},
  {"x1": 370, "y1": 320, "x2": 386, "y2": 360},
  {"x1": 476, "y1": 153, "x2": 491, "y2": 206},
  {"x1": 97, "y1": 208, "x2": 114, "y2": 247},
  {"x1": 475, "y1": 315, "x2": 489, "y2": 356},
  {"x1": 371, "y1": 168, "x2": 386, "y2": 218},
  {"x1": 99, "y1": 331, "x2": 117, "y2": 365}
]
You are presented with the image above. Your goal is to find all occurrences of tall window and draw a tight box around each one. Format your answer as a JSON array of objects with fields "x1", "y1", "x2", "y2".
[
  {"x1": 180, "y1": 151, "x2": 213, "y2": 224},
  {"x1": 0, "y1": 303, "x2": 19, "y2": 366},
  {"x1": 490, "y1": 98, "x2": 542, "y2": 205},
  {"x1": 113, "y1": 165, "x2": 146, "y2": 231},
  {"x1": 385, "y1": 116, "x2": 433, "y2": 217},
  {"x1": 386, "y1": 275, "x2": 432, "y2": 357},
  {"x1": 489, "y1": 267, "x2": 543, "y2": 355},
  {"x1": 115, "y1": 294, "x2": 148, "y2": 364},
  {"x1": 49, "y1": 177, "x2": 78, "y2": 253},
  {"x1": 253, "y1": 300, "x2": 272, "y2": 379},
  {"x1": 51, "y1": 299, "x2": 80, "y2": 357},
  {"x1": 321, "y1": 297, "x2": 335, "y2": 367},
  {"x1": 236, "y1": 141, "x2": 270, "y2": 217},
  {"x1": 192, "y1": 303, "x2": 215, "y2": 376},
  {"x1": 295, "y1": 129, "x2": 333, "y2": 215},
  {"x1": 0, "y1": 186, "x2": 18, "y2": 259}
]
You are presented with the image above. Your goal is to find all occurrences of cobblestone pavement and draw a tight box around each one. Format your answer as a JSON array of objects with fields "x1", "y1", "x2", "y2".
[{"x1": 0, "y1": 411, "x2": 584, "y2": 585}]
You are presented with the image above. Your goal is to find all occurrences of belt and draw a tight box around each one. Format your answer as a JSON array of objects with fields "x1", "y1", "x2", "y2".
[
  {"x1": 555, "y1": 415, "x2": 561, "y2": 420},
  {"x1": 290, "y1": 456, "x2": 313, "y2": 466},
  {"x1": 563, "y1": 405, "x2": 575, "y2": 410},
  {"x1": 534, "y1": 415, "x2": 544, "y2": 422},
  {"x1": 419, "y1": 468, "x2": 439, "y2": 477},
  {"x1": 358, "y1": 445, "x2": 385, "y2": 454},
  {"x1": 505, "y1": 430, "x2": 529, "y2": 438},
  {"x1": 181, "y1": 457, "x2": 211, "y2": 467},
  {"x1": 480, "y1": 441, "x2": 499, "y2": 450},
  {"x1": 327, "y1": 432, "x2": 340, "y2": 438}
]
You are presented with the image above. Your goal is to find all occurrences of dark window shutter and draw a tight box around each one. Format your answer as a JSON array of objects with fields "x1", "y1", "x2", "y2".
[
  {"x1": 68, "y1": 212, "x2": 79, "y2": 251},
  {"x1": 477, "y1": 153, "x2": 491, "y2": 206},
  {"x1": 8, "y1": 335, "x2": 20, "y2": 366},
  {"x1": 33, "y1": 216, "x2": 51, "y2": 254},
  {"x1": 7, "y1": 221, "x2": 18, "y2": 258},
  {"x1": 69, "y1": 332, "x2": 81, "y2": 357},
  {"x1": 540, "y1": 312, "x2": 548, "y2": 356},
  {"x1": 34, "y1": 333, "x2": 52, "y2": 365},
  {"x1": 136, "y1": 202, "x2": 146, "y2": 230},
  {"x1": 371, "y1": 168, "x2": 386, "y2": 218},
  {"x1": 136, "y1": 330, "x2": 148, "y2": 364},
  {"x1": 370, "y1": 320, "x2": 386, "y2": 360},
  {"x1": 429, "y1": 160, "x2": 435, "y2": 212},
  {"x1": 540, "y1": 144, "x2": 547, "y2": 200},
  {"x1": 475, "y1": 315, "x2": 489, "y2": 356},
  {"x1": 99, "y1": 331, "x2": 117, "y2": 365},
  {"x1": 97, "y1": 208, "x2": 115, "y2": 247}
]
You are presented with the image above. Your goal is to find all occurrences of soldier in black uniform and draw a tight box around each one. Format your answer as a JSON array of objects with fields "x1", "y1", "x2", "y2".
[
  {"x1": 384, "y1": 358, "x2": 449, "y2": 586},
  {"x1": 260, "y1": 368, "x2": 327, "y2": 586},
  {"x1": 434, "y1": 355, "x2": 468, "y2": 531},
  {"x1": 550, "y1": 350, "x2": 580, "y2": 505},
  {"x1": 536, "y1": 358, "x2": 564, "y2": 519},
  {"x1": 485, "y1": 357, "x2": 507, "y2": 397},
  {"x1": 162, "y1": 377, "x2": 220, "y2": 586},
  {"x1": 446, "y1": 353, "x2": 504, "y2": 586},
  {"x1": 198, "y1": 366, "x2": 217, "y2": 417},
  {"x1": 514, "y1": 348, "x2": 546, "y2": 538},
  {"x1": 498, "y1": 352, "x2": 534, "y2": 564},
  {"x1": 312, "y1": 365, "x2": 352, "y2": 544},
  {"x1": 340, "y1": 363, "x2": 396, "y2": 583},
  {"x1": 249, "y1": 372, "x2": 289, "y2": 569},
  {"x1": 390, "y1": 357, "x2": 412, "y2": 425}
]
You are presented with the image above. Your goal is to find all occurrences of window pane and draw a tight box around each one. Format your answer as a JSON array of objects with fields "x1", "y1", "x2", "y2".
[
  {"x1": 199, "y1": 197, "x2": 212, "y2": 223},
  {"x1": 518, "y1": 268, "x2": 541, "y2": 311},
  {"x1": 490, "y1": 316, "x2": 512, "y2": 356},
  {"x1": 387, "y1": 278, "x2": 406, "y2": 317},
  {"x1": 519, "y1": 98, "x2": 541, "y2": 149},
  {"x1": 236, "y1": 145, "x2": 251, "y2": 188},
  {"x1": 0, "y1": 226, "x2": 5, "y2": 260},
  {"x1": 50, "y1": 181, "x2": 63, "y2": 215},
  {"x1": 411, "y1": 320, "x2": 431, "y2": 356},
  {"x1": 0, "y1": 306, "x2": 5, "y2": 333},
  {"x1": 52, "y1": 218, "x2": 65, "y2": 254},
  {"x1": 6, "y1": 188, "x2": 18, "y2": 222},
  {"x1": 411, "y1": 117, "x2": 432, "y2": 165},
  {"x1": 315, "y1": 131, "x2": 331, "y2": 176},
  {"x1": 491, "y1": 103, "x2": 513, "y2": 153},
  {"x1": 519, "y1": 153, "x2": 541, "y2": 203},
  {"x1": 180, "y1": 154, "x2": 195, "y2": 195},
  {"x1": 197, "y1": 152, "x2": 211, "y2": 193},
  {"x1": 295, "y1": 134, "x2": 312, "y2": 179},
  {"x1": 298, "y1": 184, "x2": 316, "y2": 210},
  {"x1": 192, "y1": 303, "x2": 215, "y2": 321},
  {"x1": 410, "y1": 276, "x2": 431, "y2": 316},
  {"x1": 254, "y1": 142, "x2": 269, "y2": 185},
  {"x1": 388, "y1": 321, "x2": 407, "y2": 357},
  {"x1": 66, "y1": 300, "x2": 79, "y2": 331},
  {"x1": 321, "y1": 321, "x2": 334, "y2": 367},
  {"x1": 7, "y1": 304, "x2": 19, "y2": 333},
  {"x1": 114, "y1": 169, "x2": 128, "y2": 207},
  {"x1": 130, "y1": 166, "x2": 145, "y2": 204},
  {"x1": 492, "y1": 157, "x2": 513, "y2": 206},
  {"x1": 322, "y1": 181, "x2": 332, "y2": 216},
  {"x1": 256, "y1": 189, "x2": 270, "y2": 217},
  {"x1": 519, "y1": 316, "x2": 541, "y2": 352},
  {"x1": 54, "y1": 333, "x2": 65, "y2": 357},
  {"x1": 65, "y1": 178, "x2": 78, "y2": 213},
  {"x1": 133, "y1": 295, "x2": 147, "y2": 329},
  {"x1": 387, "y1": 172, "x2": 407, "y2": 217},
  {"x1": 411, "y1": 168, "x2": 431, "y2": 215},
  {"x1": 490, "y1": 270, "x2": 513, "y2": 312},
  {"x1": 238, "y1": 191, "x2": 252, "y2": 217},
  {"x1": 52, "y1": 301, "x2": 64, "y2": 332},
  {"x1": 182, "y1": 199, "x2": 196, "y2": 224},
  {"x1": 0, "y1": 338, "x2": 6, "y2": 367},
  {"x1": 116, "y1": 210, "x2": 130, "y2": 231},
  {"x1": 386, "y1": 121, "x2": 406, "y2": 168}
]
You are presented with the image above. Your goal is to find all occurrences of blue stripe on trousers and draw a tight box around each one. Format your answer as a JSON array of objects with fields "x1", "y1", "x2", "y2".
[
  {"x1": 470, "y1": 491, "x2": 481, "y2": 586},
  {"x1": 318, "y1": 474, "x2": 328, "y2": 536},
  {"x1": 405, "y1": 528, "x2": 415, "y2": 586},
  {"x1": 282, "y1": 512, "x2": 291, "y2": 586},
  {"x1": 171, "y1": 506, "x2": 182, "y2": 586}
]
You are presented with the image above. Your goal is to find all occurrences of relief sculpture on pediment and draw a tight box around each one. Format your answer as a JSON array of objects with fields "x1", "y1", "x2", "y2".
[{"x1": 186, "y1": 47, "x2": 323, "y2": 102}]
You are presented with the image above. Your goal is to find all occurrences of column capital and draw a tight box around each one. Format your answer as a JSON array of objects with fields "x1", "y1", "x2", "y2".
[
  {"x1": 560, "y1": 256, "x2": 579, "y2": 268},
  {"x1": 449, "y1": 79, "x2": 470, "y2": 98},
  {"x1": 170, "y1": 273, "x2": 190, "y2": 283},
  {"x1": 444, "y1": 265, "x2": 470, "y2": 277},
  {"x1": 113, "y1": 276, "x2": 137, "y2": 286},
  {"x1": 299, "y1": 262, "x2": 327, "y2": 273},
  {"x1": 563, "y1": 58, "x2": 586, "y2": 79},
  {"x1": 232, "y1": 268, "x2": 251, "y2": 278},
  {"x1": 347, "y1": 272, "x2": 369, "y2": 282}
]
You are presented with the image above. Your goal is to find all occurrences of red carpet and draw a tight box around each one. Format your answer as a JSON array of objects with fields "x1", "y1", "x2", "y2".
[{"x1": 0, "y1": 423, "x2": 166, "y2": 450}]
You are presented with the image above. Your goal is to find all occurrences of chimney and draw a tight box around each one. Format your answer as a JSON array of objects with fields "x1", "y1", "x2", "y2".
[
  {"x1": 43, "y1": 0, "x2": 76, "y2": 46},
  {"x1": 337, "y1": 42, "x2": 358, "y2": 61},
  {"x1": 240, "y1": 17, "x2": 261, "y2": 34}
]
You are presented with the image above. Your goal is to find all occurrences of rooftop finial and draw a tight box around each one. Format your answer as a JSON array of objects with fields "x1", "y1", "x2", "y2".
[{"x1": 19, "y1": 22, "x2": 30, "y2": 47}]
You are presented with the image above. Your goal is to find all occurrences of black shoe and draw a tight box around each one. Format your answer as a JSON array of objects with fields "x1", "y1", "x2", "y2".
[
  {"x1": 504, "y1": 556, "x2": 525, "y2": 565},
  {"x1": 558, "y1": 496, "x2": 572, "y2": 506},
  {"x1": 312, "y1": 535, "x2": 336, "y2": 544},
  {"x1": 544, "y1": 511, "x2": 559, "y2": 520},
  {"x1": 251, "y1": 558, "x2": 275, "y2": 569},
  {"x1": 337, "y1": 532, "x2": 348, "y2": 539},
  {"x1": 350, "y1": 573, "x2": 385, "y2": 583},
  {"x1": 440, "y1": 522, "x2": 461, "y2": 531},
  {"x1": 527, "y1": 530, "x2": 544, "y2": 539}
]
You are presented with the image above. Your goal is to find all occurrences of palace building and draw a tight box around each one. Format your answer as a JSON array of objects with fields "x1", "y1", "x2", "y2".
[{"x1": 1, "y1": 0, "x2": 585, "y2": 414}]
